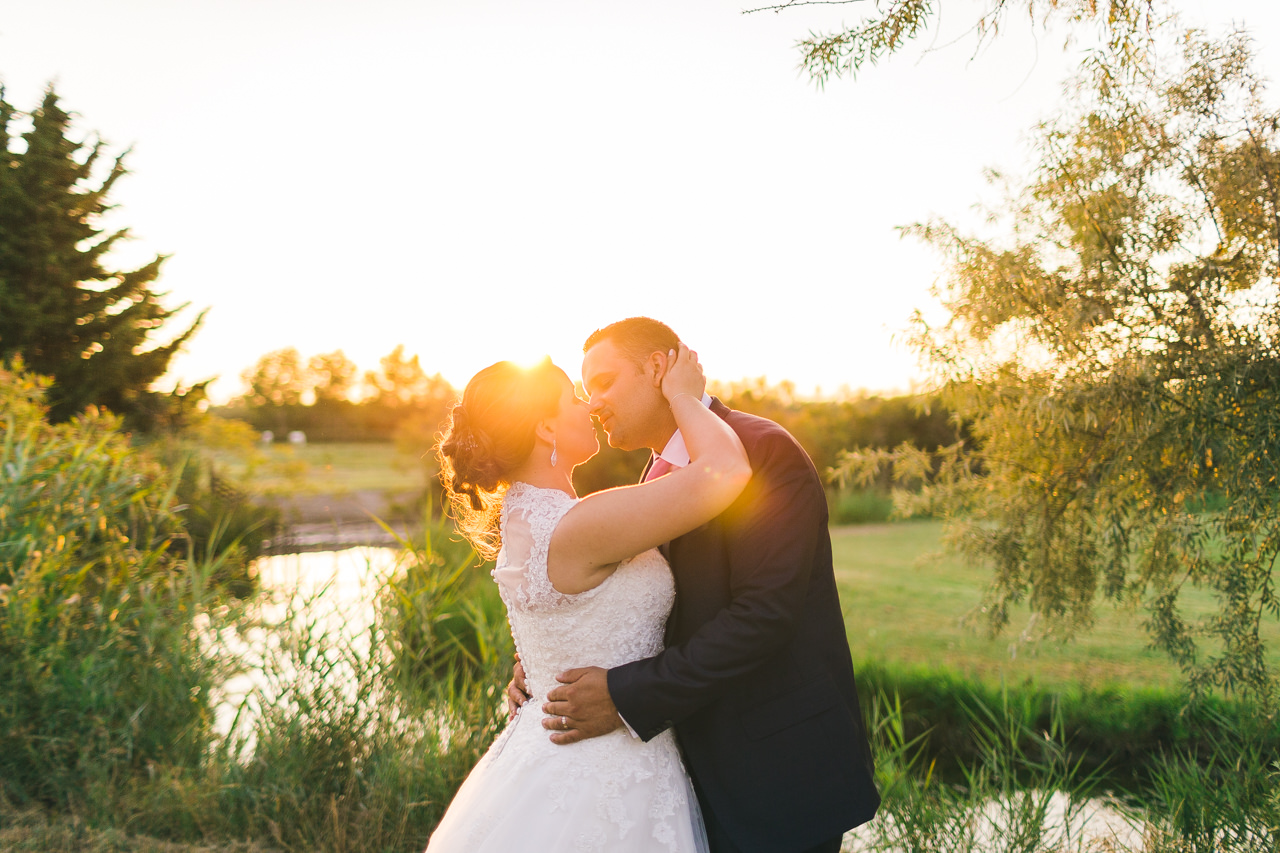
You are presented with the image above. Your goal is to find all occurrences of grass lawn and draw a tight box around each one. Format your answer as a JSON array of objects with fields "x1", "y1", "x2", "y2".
[
  {"x1": 219, "y1": 441, "x2": 426, "y2": 494},
  {"x1": 833, "y1": 521, "x2": 1280, "y2": 691},
  {"x1": 0, "y1": 806, "x2": 271, "y2": 853}
]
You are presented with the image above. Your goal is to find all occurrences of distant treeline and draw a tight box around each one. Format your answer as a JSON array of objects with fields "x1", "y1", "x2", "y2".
[
  {"x1": 210, "y1": 345, "x2": 455, "y2": 453},
  {"x1": 213, "y1": 348, "x2": 960, "y2": 496},
  {"x1": 710, "y1": 378, "x2": 958, "y2": 479},
  {"x1": 213, "y1": 396, "x2": 450, "y2": 446}
]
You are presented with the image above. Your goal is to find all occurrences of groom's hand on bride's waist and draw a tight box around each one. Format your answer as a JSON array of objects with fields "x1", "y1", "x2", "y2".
[{"x1": 541, "y1": 667, "x2": 624, "y2": 744}]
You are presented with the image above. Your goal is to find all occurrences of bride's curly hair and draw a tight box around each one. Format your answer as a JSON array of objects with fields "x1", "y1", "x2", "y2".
[{"x1": 436, "y1": 358, "x2": 565, "y2": 559}]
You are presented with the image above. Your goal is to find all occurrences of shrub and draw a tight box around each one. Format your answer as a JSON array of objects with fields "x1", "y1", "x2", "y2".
[
  {"x1": 0, "y1": 365, "x2": 229, "y2": 810},
  {"x1": 829, "y1": 487, "x2": 896, "y2": 525}
]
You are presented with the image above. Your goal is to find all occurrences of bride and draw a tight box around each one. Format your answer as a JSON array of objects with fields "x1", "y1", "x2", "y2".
[{"x1": 425, "y1": 344, "x2": 750, "y2": 853}]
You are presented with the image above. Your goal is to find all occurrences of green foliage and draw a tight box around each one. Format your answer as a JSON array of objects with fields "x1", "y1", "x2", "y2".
[
  {"x1": 0, "y1": 364, "x2": 194, "y2": 590},
  {"x1": 308, "y1": 350, "x2": 359, "y2": 403},
  {"x1": 855, "y1": 660, "x2": 1280, "y2": 793},
  {"x1": 711, "y1": 378, "x2": 960, "y2": 479},
  {"x1": 0, "y1": 804, "x2": 272, "y2": 853},
  {"x1": 1, "y1": 362, "x2": 511, "y2": 847},
  {"x1": 4, "y1": 384, "x2": 1278, "y2": 853},
  {"x1": 0, "y1": 364, "x2": 228, "y2": 808},
  {"x1": 840, "y1": 30, "x2": 1280, "y2": 698},
  {"x1": 0, "y1": 88, "x2": 205, "y2": 429},
  {"x1": 363, "y1": 345, "x2": 446, "y2": 409},
  {"x1": 855, "y1": 664, "x2": 1280, "y2": 851},
  {"x1": 206, "y1": 598, "x2": 504, "y2": 852},
  {"x1": 214, "y1": 440, "x2": 406, "y2": 497},
  {"x1": 830, "y1": 486, "x2": 897, "y2": 524},
  {"x1": 0, "y1": 358, "x2": 516, "y2": 850},
  {"x1": 378, "y1": 510, "x2": 511, "y2": 700}
]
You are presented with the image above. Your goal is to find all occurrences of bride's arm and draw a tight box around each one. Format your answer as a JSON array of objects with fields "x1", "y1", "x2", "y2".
[{"x1": 546, "y1": 345, "x2": 750, "y2": 594}]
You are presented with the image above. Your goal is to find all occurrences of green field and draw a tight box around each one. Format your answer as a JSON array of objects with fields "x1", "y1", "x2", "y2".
[
  {"x1": 221, "y1": 441, "x2": 425, "y2": 494},
  {"x1": 833, "y1": 521, "x2": 1280, "y2": 691}
]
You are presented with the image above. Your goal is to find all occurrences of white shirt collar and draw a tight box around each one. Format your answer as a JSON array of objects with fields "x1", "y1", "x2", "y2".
[{"x1": 655, "y1": 392, "x2": 713, "y2": 467}]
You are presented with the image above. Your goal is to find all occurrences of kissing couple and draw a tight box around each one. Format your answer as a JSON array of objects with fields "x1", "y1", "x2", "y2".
[{"x1": 425, "y1": 317, "x2": 879, "y2": 853}]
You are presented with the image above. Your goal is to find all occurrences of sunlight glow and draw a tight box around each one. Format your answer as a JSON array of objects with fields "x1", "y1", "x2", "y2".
[{"x1": 2, "y1": 0, "x2": 1274, "y2": 402}]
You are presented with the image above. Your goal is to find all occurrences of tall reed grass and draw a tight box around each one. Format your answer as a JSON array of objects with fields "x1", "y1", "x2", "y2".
[
  {"x1": 376, "y1": 511, "x2": 509, "y2": 704},
  {"x1": 852, "y1": 689, "x2": 1110, "y2": 852},
  {"x1": 0, "y1": 368, "x2": 231, "y2": 815},
  {"x1": 846, "y1": 685, "x2": 1280, "y2": 852},
  {"x1": 1139, "y1": 703, "x2": 1280, "y2": 852},
  {"x1": 202, "y1": 563, "x2": 507, "y2": 852}
]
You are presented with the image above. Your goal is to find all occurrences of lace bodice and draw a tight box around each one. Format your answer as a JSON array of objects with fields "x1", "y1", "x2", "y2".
[
  {"x1": 425, "y1": 482, "x2": 706, "y2": 853},
  {"x1": 493, "y1": 482, "x2": 675, "y2": 702}
]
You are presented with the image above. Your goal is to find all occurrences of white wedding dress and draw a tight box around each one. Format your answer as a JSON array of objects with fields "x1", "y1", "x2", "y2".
[{"x1": 425, "y1": 482, "x2": 709, "y2": 853}]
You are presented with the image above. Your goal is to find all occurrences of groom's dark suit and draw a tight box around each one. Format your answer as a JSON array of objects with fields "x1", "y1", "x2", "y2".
[{"x1": 609, "y1": 399, "x2": 879, "y2": 853}]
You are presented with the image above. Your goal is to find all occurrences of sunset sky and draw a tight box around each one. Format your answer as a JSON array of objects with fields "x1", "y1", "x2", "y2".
[{"x1": 2, "y1": 0, "x2": 1276, "y2": 401}]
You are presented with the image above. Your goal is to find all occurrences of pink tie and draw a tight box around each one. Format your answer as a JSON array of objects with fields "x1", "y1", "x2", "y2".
[{"x1": 645, "y1": 456, "x2": 676, "y2": 482}]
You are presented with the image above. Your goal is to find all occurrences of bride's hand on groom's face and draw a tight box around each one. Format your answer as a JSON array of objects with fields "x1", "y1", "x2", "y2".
[
  {"x1": 541, "y1": 666, "x2": 624, "y2": 745},
  {"x1": 660, "y1": 343, "x2": 705, "y2": 403}
]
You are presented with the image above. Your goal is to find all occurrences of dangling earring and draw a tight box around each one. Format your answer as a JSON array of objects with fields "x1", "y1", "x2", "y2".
[{"x1": 550, "y1": 438, "x2": 558, "y2": 467}]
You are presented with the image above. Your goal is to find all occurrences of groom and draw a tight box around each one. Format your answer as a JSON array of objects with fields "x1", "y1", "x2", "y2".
[{"x1": 538, "y1": 317, "x2": 880, "y2": 853}]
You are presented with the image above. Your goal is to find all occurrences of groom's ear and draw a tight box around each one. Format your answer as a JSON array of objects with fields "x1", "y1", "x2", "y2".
[{"x1": 644, "y1": 350, "x2": 668, "y2": 389}]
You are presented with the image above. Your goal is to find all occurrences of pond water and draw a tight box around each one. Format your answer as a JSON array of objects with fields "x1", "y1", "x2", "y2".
[
  {"x1": 838, "y1": 790, "x2": 1146, "y2": 851},
  {"x1": 212, "y1": 546, "x2": 400, "y2": 741},
  {"x1": 251, "y1": 546, "x2": 400, "y2": 621}
]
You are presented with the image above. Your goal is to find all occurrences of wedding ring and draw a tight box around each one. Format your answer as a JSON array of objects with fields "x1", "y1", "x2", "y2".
[{"x1": 560, "y1": 715, "x2": 568, "y2": 731}]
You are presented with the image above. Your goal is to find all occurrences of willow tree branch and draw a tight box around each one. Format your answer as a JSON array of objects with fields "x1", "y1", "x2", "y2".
[{"x1": 743, "y1": 0, "x2": 869, "y2": 13}]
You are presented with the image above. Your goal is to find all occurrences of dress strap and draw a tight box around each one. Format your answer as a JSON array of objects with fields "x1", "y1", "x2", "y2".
[{"x1": 495, "y1": 483, "x2": 592, "y2": 611}]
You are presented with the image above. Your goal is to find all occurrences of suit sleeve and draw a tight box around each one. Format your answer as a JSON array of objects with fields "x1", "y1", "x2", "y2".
[{"x1": 607, "y1": 429, "x2": 827, "y2": 741}]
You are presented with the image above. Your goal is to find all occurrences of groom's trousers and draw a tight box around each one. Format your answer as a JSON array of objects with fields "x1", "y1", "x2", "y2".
[{"x1": 701, "y1": 791, "x2": 842, "y2": 853}]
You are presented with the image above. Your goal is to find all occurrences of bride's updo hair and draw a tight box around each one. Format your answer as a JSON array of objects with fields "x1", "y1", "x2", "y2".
[{"x1": 437, "y1": 358, "x2": 565, "y2": 559}]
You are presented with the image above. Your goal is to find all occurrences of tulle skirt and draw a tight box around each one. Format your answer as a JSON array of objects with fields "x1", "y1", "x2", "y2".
[{"x1": 425, "y1": 702, "x2": 709, "y2": 853}]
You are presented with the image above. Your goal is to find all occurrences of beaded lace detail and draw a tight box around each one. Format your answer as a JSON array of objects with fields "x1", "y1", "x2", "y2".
[
  {"x1": 492, "y1": 482, "x2": 676, "y2": 708},
  {"x1": 492, "y1": 483, "x2": 603, "y2": 613},
  {"x1": 441, "y1": 481, "x2": 700, "y2": 853}
]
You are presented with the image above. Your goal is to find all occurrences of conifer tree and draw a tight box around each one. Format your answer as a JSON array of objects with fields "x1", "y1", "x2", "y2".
[{"x1": 0, "y1": 87, "x2": 205, "y2": 427}]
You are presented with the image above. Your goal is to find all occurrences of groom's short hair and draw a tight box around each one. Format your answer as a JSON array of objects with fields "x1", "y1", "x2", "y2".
[{"x1": 583, "y1": 317, "x2": 681, "y2": 366}]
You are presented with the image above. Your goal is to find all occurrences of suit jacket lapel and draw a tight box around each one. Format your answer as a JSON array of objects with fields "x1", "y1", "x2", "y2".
[{"x1": 709, "y1": 395, "x2": 731, "y2": 422}]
